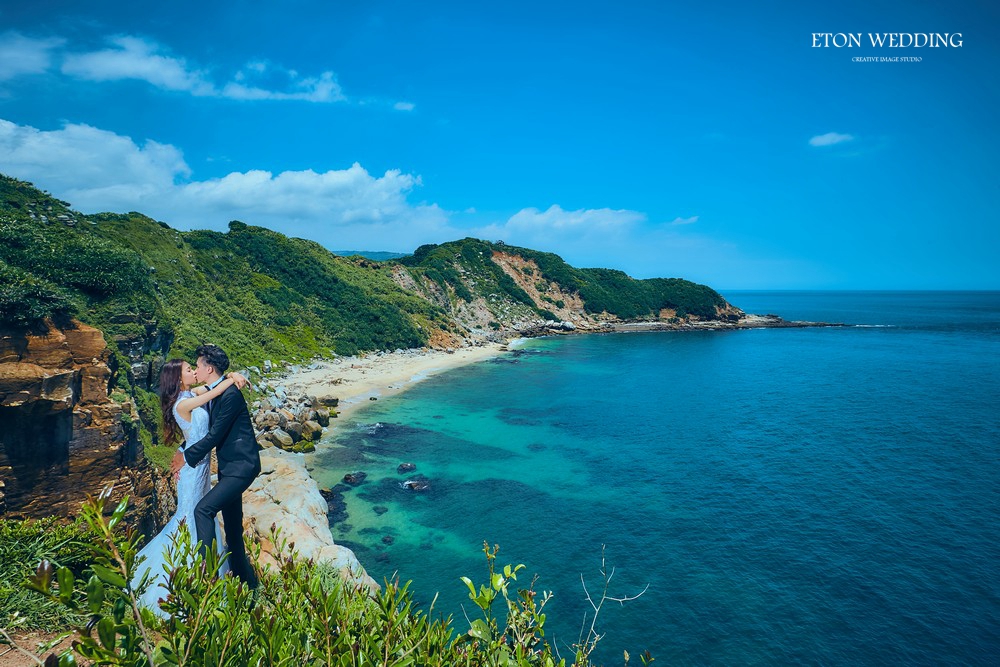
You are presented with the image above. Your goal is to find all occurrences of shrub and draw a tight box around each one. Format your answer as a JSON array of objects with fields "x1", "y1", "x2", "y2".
[
  {"x1": 0, "y1": 517, "x2": 96, "y2": 629},
  {"x1": 0, "y1": 260, "x2": 76, "y2": 328},
  {"x1": 8, "y1": 492, "x2": 653, "y2": 666}
]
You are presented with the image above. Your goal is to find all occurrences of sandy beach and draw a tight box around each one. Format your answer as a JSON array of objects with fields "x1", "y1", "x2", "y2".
[{"x1": 277, "y1": 343, "x2": 507, "y2": 420}]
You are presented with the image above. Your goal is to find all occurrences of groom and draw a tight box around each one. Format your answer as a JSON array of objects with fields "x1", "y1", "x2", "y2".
[{"x1": 171, "y1": 343, "x2": 260, "y2": 590}]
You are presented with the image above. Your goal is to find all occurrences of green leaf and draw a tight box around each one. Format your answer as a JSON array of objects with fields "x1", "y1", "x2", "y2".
[
  {"x1": 91, "y1": 564, "x2": 126, "y2": 589},
  {"x1": 57, "y1": 652, "x2": 78, "y2": 667},
  {"x1": 97, "y1": 617, "x2": 116, "y2": 650},
  {"x1": 86, "y1": 575, "x2": 105, "y2": 613},
  {"x1": 468, "y1": 619, "x2": 490, "y2": 641},
  {"x1": 491, "y1": 573, "x2": 504, "y2": 591},
  {"x1": 112, "y1": 598, "x2": 126, "y2": 623},
  {"x1": 459, "y1": 576, "x2": 477, "y2": 599},
  {"x1": 57, "y1": 567, "x2": 75, "y2": 604}
]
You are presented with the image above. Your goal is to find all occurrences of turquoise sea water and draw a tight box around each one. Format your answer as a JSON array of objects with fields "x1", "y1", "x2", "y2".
[{"x1": 308, "y1": 292, "x2": 1000, "y2": 665}]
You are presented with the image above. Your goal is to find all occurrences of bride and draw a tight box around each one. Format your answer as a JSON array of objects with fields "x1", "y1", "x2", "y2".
[{"x1": 132, "y1": 358, "x2": 248, "y2": 618}]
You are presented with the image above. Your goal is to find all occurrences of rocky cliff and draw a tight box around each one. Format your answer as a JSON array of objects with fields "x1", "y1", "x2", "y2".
[
  {"x1": 244, "y1": 448, "x2": 378, "y2": 590},
  {"x1": 0, "y1": 320, "x2": 171, "y2": 533}
]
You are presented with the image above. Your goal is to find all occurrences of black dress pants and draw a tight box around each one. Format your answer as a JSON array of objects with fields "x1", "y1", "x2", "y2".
[{"x1": 193, "y1": 473, "x2": 259, "y2": 589}]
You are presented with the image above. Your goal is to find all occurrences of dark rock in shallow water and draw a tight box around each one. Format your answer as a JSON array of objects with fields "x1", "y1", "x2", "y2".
[
  {"x1": 382, "y1": 535, "x2": 395, "y2": 545},
  {"x1": 419, "y1": 542, "x2": 434, "y2": 550},
  {"x1": 527, "y1": 443, "x2": 546, "y2": 452},
  {"x1": 373, "y1": 505, "x2": 389, "y2": 515},
  {"x1": 369, "y1": 396, "x2": 378, "y2": 401},
  {"x1": 400, "y1": 474, "x2": 430, "y2": 491},
  {"x1": 397, "y1": 462, "x2": 417, "y2": 474},
  {"x1": 318, "y1": 487, "x2": 348, "y2": 525},
  {"x1": 343, "y1": 471, "x2": 368, "y2": 485}
]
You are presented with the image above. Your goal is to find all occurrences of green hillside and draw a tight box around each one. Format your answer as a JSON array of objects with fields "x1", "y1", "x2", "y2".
[
  {"x1": 1, "y1": 174, "x2": 736, "y2": 367},
  {"x1": 0, "y1": 175, "x2": 451, "y2": 364},
  {"x1": 402, "y1": 238, "x2": 730, "y2": 321}
]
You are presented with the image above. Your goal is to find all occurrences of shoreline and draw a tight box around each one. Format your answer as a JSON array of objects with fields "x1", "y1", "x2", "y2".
[
  {"x1": 277, "y1": 342, "x2": 507, "y2": 421},
  {"x1": 243, "y1": 316, "x2": 837, "y2": 587},
  {"x1": 272, "y1": 315, "x2": 837, "y2": 425}
]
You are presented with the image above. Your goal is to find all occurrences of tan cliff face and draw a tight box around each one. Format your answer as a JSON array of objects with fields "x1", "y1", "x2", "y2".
[{"x1": 0, "y1": 320, "x2": 170, "y2": 532}]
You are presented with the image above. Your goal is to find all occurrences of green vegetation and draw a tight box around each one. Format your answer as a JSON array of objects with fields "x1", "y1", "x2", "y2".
[
  {"x1": 0, "y1": 517, "x2": 96, "y2": 629},
  {"x1": 2, "y1": 176, "x2": 732, "y2": 364},
  {"x1": 400, "y1": 239, "x2": 728, "y2": 321},
  {"x1": 0, "y1": 176, "x2": 452, "y2": 365},
  {"x1": 3, "y1": 492, "x2": 652, "y2": 666}
]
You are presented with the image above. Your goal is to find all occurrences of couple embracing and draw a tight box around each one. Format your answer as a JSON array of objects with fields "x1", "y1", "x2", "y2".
[{"x1": 134, "y1": 344, "x2": 261, "y2": 617}]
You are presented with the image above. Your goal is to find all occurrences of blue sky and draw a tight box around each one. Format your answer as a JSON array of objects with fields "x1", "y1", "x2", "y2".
[{"x1": 0, "y1": 1, "x2": 996, "y2": 289}]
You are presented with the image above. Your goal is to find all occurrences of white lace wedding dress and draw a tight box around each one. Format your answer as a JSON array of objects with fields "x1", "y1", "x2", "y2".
[{"x1": 133, "y1": 391, "x2": 228, "y2": 618}]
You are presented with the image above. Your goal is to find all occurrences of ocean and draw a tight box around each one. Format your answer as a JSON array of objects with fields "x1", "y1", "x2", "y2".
[{"x1": 308, "y1": 291, "x2": 1000, "y2": 665}]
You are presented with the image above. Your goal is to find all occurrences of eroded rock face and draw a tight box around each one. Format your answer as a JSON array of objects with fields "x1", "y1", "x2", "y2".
[
  {"x1": 0, "y1": 320, "x2": 165, "y2": 533},
  {"x1": 244, "y1": 448, "x2": 378, "y2": 591}
]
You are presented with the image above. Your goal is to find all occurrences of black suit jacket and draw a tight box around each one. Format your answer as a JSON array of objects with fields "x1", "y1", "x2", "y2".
[{"x1": 183, "y1": 383, "x2": 261, "y2": 479}]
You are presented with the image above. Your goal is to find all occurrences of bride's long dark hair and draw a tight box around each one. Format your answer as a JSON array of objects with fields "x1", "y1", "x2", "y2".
[{"x1": 159, "y1": 359, "x2": 185, "y2": 447}]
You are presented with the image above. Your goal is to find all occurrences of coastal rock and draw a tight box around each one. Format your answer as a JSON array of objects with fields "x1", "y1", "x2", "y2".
[
  {"x1": 244, "y1": 449, "x2": 377, "y2": 590},
  {"x1": 315, "y1": 408, "x2": 331, "y2": 427},
  {"x1": 264, "y1": 360, "x2": 272, "y2": 372},
  {"x1": 400, "y1": 477, "x2": 430, "y2": 491},
  {"x1": 302, "y1": 420, "x2": 323, "y2": 441},
  {"x1": 284, "y1": 421, "x2": 304, "y2": 443},
  {"x1": 296, "y1": 407, "x2": 318, "y2": 423},
  {"x1": 270, "y1": 429, "x2": 294, "y2": 449},
  {"x1": 397, "y1": 463, "x2": 416, "y2": 474},
  {"x1": 0, "y1": 320, "x2": 162, "y2": 533},
  {"x1": 343, "y1": 471, "x2": 368, "y2": 485},
  {"x1": 318, "y1": 395, "x2": 339, "y2": 408}
]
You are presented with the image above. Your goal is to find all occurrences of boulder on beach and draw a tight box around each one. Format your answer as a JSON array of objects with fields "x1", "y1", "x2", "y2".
[
  {"x1": 270, "y1": 428, "x2": 294, "y2": 449},
  {"x1": 284, "y1": 421, "x2": 304, "y2": 443},
  {"x1": 302, "y1": 420, "x2": 323, "y2": 441}
]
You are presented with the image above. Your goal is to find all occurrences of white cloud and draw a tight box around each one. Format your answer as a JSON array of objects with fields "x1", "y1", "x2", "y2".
[
  {"x1": 670, "y1": 215, "x2": 699, "y2": 225},
  {"x1": 62, "y1": 36, "x2": 215, "y2": 95},
  {"x1": 0, "y1": 32, "x2": 64, "y2": 80},
  {"x1": 221, "y1": 61, "x2": 345, "y2": 102},
  {"x1": 0, "y1": 118, "x2": 449, "y2": 250},
  {"x1": 393, "y1": 101, "x2": 415, "y2": 111},
  {"x1": 472, "y1": 204, "x2": 799, "y2": 285},
  {"x1": 499, "y1": 204, "x2": 644, "y2": 236},
  {"x1": 809, "y1": 132, "x2": 854, "y2": 147},
  {"x1": 0, "y1": 117, "x2": 811, "y2": 287},
  {"x1": 57, "y1": 35, "x2": 344, "y2": 102},
  {"x1": 0, "y1": 118, "x2": 189, "y2": 210}
]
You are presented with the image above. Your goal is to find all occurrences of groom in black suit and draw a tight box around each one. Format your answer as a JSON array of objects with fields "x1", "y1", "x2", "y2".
[{"x1": 171, "y1": 343, "x2": 260, "y2": 589}]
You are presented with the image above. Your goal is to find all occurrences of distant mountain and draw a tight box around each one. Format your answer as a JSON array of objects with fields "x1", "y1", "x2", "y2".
[{"x1": 331, "y1": 250, "x2": 410, "y2": 261}]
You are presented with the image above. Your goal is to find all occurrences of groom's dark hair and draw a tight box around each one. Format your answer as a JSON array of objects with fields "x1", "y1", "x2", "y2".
[{"x1": 195, "y1": 343, "x2": 230, "y2": 375}]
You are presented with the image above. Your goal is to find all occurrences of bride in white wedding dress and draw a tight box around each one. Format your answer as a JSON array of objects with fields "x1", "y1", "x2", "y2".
[{"x1": 132, "y1": 358, "x2": 247, "y2": 618}]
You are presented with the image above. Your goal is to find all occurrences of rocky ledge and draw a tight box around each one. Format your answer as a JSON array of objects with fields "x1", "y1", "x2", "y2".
[
  {"x1": 243, "y1": 448, "x2": 378, "y2": 591},
  {"x1": 0, "y1": 320, "x2": 169, "y2": 533}
]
